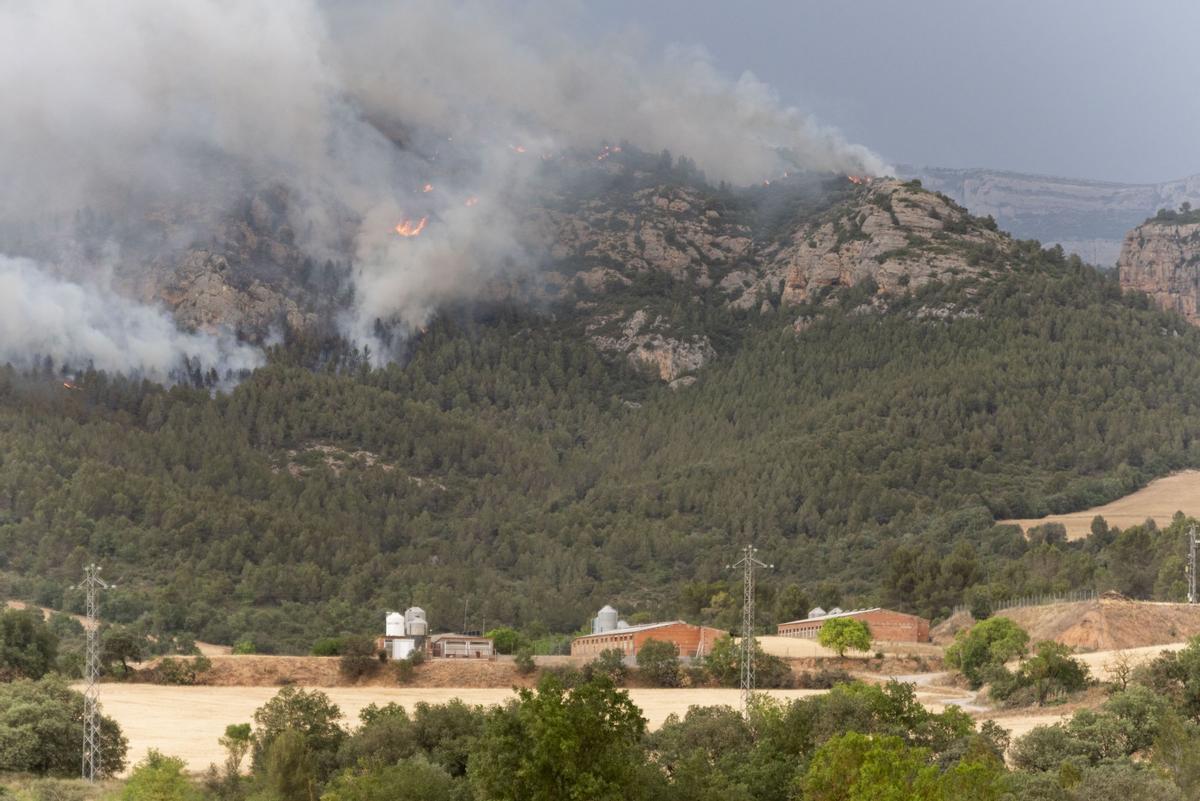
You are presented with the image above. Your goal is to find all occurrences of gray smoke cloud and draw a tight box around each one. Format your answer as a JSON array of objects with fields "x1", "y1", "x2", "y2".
[
  {"x1": 0, "y1": 0, "x2": 888, "y2": 377},
  {"x1": 0, "y1": 255, "x2": 263, "y2": 378}
]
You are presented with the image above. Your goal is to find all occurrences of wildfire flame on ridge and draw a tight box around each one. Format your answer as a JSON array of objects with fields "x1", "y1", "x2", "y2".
[
  {"x1": 847, "y1": 175, "x2": 872, "y2": 185},
  {"x1": 422, "y1": 183, "x2": 434, "y2": 193},
  {"x1": 394, "y1": 216, "x2": 428, "y2": 237}
]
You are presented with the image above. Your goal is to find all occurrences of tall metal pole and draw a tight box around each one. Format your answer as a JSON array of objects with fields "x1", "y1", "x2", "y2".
[
  {"x1": 728, "y1": 545, "x2": 772, "y2": 710},
  {"x1": 77, "y1": 564, "x2": 113, "y2": 781},
  {"x1": 1188, "y1": 525, "x2": 1198, "y2": 604}
]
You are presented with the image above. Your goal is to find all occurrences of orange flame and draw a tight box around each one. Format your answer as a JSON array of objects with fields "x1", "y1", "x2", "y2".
[
  {"x1": 847, "y1": 175, "x2": 872, "y2": 185},
  {"x1": 422, "y1": 183, "x2": 434, "y2": 193},
  {"x1": 596, "y1": 144, "x2": 623, "y2": 161},
  {"x1": 464, "y1": 196, "x2": 479, "y2": 207},
  {"x1": 62, "y1": 381, "x2": 78, "y2": 390},
  {"x1": 394, "y1": 216, "x2": 428, "y2": 237},
  {"x1": 509, "y1": 144, "x2": 526, "y2": 154}
]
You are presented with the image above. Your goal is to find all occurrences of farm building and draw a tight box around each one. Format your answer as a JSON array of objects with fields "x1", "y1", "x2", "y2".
[
  {"x1": 777, "y1": 607, "x2": 930, "y2": 643},
  {"x1": 381, "y1": 607, "x2": 429, "y2": 659},
  {"x1": 430, "y1": 633, "x2": 494, "y2": 659},
  {"x1": 571, "y1": 606, "x2": 727, "y2": 658}
]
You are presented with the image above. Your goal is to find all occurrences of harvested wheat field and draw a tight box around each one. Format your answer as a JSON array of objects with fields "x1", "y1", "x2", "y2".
[
  {"x1": 934, "y1": 595, "x2": 1200, "y2": 652},
  {"x1": 86, "y1": 684, "x2": 826, "y2": 774},
  {"x1": 1000, "y1": 469, "x2": 1200, "y2": 539}
]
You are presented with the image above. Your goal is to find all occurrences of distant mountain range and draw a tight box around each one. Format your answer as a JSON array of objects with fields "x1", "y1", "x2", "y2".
[{"x1": 904, "y1": 166, "x2": 1200, "y2": 266}]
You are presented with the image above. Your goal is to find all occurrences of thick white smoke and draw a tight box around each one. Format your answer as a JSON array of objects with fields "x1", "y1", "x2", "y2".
[
  {"x1": 332, "y1": 3, "x2": 891, "y2": 183},
  {"x1": 0, "y1": 0, "x2": 889, "y2": 377},
  {"x1": 0, "y1": 256, "x2": 263, "y2": 378}
]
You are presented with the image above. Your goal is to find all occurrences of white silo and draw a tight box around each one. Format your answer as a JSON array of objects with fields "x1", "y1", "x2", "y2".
[
  {"x1": 385, "y1": 612, "x2": 405, "y2": 637},
  {"x1": 596, "y1": 605, "x2": 619, "y2": 634},
  {"x1": 404, "y1": 606, "x2": 428, "y2": 636}
]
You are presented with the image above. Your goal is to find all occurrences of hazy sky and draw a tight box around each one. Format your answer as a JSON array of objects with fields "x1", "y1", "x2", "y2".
[{"x1": 580, "y1": 0, "x2": 1200, "y2": 184}]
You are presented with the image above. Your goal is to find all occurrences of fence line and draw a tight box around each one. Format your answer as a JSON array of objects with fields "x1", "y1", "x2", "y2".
[{"x1": 951, "y1": 587, "x2": 1098, "y2": 617}]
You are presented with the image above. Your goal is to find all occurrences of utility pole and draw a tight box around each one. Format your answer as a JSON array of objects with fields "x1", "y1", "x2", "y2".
[
  {"x1": 76, "y1": 564, "x2": 113, "y2": 782},
  {"x1": 1188, "y1": 525, "x2": 1199, "y2": 604},
  {"x1": 728, "y1": 545, "x2": 772, "y2": 710}
]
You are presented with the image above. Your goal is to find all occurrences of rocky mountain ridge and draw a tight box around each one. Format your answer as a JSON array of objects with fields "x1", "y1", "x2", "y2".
[
  {"x1": 909, "y1": 166, "x2": 1200, "y2": 266},
  {"x1": 1118, "y1": 210, "x2": 1200, "y2": 324}
]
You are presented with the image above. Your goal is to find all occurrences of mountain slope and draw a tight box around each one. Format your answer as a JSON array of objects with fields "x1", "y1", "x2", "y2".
[{"x1": 5, "y1": 204, "x2": 1200, "y2": 652}]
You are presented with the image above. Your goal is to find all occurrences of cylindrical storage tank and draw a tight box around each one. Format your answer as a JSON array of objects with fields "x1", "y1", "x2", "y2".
[
  {"x1": 386, "y1": 612, "x2": 405, "y2": 637},
  {"x1": 405, "y1": 606, "x2": 426, "y2": 624},
  {"x1": 596, "y1": 605, "x2": 618, "y2": 633},
  {"x1": 407, "y1": 618, "x2": 428, "y2": 636}
]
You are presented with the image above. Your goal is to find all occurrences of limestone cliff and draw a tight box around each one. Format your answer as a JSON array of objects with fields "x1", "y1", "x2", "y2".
[{"x1": 1118, "y1": 215, "x2": 1200, "y2": 324}]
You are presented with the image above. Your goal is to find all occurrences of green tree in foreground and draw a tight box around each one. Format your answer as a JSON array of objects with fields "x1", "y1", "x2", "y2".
[
  {"x1": 0, "y1": 608, "x2": 58, "y2": 681},
  {"x1": 636, "y1": 639, "x2": 681, "y2": 687},
  {"x1": 120, "y1": 750, "x2": 202, "y2": 801},
  {"x1": 251, "y1": 687, "x2": 345, "y2": 781},
  {"x1": 219, "y1": 723, "x2": 252, "y2": 776},
  {"x1": 469, "y1": 674, "x2": 657, "y2": 801},
  {"x1": 0, "y1": 676, "x2": 127, "y2": 777},
  {"x1": 265, "y1": 729, "x2": 318, "y2": 801},
  {"x1": 945, "y1": 617, "x2": 1030, "y2": 688},
  {"x1": 703, "y1": 636, "x2": 793, "y2": 688},
  {"x1": 321, "y1": 755, "x2": 460, "y2": 801},
  {"x1": 818, "y1": 618, "x2": 872, "y2": 658}
]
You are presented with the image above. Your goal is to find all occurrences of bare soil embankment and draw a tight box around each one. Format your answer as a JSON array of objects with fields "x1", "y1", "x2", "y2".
[
  {"x1": 933, "y1": 595, "x2": 1200, "y2": 652},
  {"x1": 999, "y1": 469, "x2": 1200, "y2": 539}
]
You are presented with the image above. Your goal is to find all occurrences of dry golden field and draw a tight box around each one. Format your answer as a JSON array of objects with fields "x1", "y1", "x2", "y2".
[{"x1": 1001, "y1": 469, "x2": 1200, "y2": 539}]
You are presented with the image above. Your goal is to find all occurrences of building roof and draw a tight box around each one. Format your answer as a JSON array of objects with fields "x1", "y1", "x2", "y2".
[
  {"x1": 573, "y1": 620, "x2": 689, "y2": 640},
  {"x1": 430, "y1": 633, "x2": 492, "y2": 642},
  {"x1": 779, "y1": 607, "x2": 887, "y2": 626}
]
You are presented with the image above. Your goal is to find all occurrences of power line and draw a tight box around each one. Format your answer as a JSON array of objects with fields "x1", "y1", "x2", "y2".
[
  {"x1": 728, "y1": 545, "x2": 772, "y2": 710},
  {"x1": 76, "y1": 564, "x2": 114, "y2": 782}
]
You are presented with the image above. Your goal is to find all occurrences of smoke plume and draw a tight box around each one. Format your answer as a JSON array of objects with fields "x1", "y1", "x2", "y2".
[
  {"x1": 0, "y1": 0, "x2": 889, "y2": 378},
  {"x1": 0, "y1": 256, "x2": 263, "y2": 378}
]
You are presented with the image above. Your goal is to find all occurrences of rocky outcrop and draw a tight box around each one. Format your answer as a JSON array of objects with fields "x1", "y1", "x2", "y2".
[
  {"x1": 534, "y1": 185, "x2": 754, "y2": 284},
  {"x1": 160, "y1": 250, "x2": 315, "y2": 336},
  {"x1": 589, "y1": 308, "x2": 716, "y2": 382},
  {"x1": 1118, "y1": 218, "x2": 1200, "y2": 324},
  {"x1": 731, "y1": 180, "x2": 1012, "y2": 309}
]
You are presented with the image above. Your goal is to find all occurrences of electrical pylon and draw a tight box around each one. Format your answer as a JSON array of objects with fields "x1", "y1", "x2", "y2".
[
  {"x1": 77, "y1": 564, "x2": 113, "y2": 781},
  {"x1": 728, "y1": 545, "x2": 772, "y2": 710},
  {"x1": 1188, "y1": 525, "x2": 1198, "y2": 604}
]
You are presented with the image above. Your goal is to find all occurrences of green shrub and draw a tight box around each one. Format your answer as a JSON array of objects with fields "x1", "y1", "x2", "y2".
[
  {"x1": 339, "y1": 635, "x2": 381, "y2": 681},
  {"x1": 311, "y1": 637, "x2": 342, "y2": 656},
  {"x1": 155, "y1": 656, "x2": 212, "y2": 686},
  {"x1": 945, "y1": 617, "x2": 1029, "y2": 688},
  {"x1": 514, "y1": 648, "x2": 536, "y2": 676},
  {"x1": 588, "y1": 648, "x2": 628, "y2": 684},
  {"x1": 0, "y1": 608, "x2": 58, "y2": 681},
  {"x1": 795, "y1": 667, "x2": 855, "y2": 689},
  {"x1": 485, "y1": 627, "x2": 528, "y2": 656},
  {"x1": 636, "y1": 639, "x2": 681, "y2": 687}
]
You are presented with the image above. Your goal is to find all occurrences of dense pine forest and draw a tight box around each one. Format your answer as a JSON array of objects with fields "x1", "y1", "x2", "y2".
[{"x1": 4, "y1": 227, "x2": 1200, "y2": 652}]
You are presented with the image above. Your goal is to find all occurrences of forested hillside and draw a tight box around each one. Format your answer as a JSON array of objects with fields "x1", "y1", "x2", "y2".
[{"x1": 5, "y1": 191, "x2": 1200, "y2": 653}]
